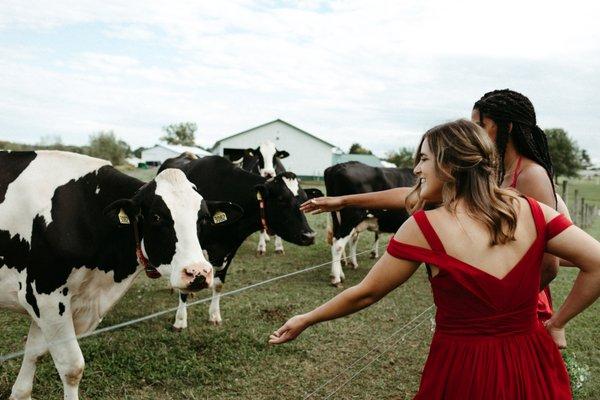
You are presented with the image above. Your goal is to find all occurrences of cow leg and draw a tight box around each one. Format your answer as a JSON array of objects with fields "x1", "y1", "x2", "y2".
[
  {"x1": 208, "y1": 277, "x2": 224, "y2": 325},
  {"x1": 349, "y1": 231, "x2": 360, "y2": 269},
  {"x1": 340, "y1": 246, "x2": 347, "y2": 267},
  {"x1": 172, "y1": 292, "x2": 188, "y2": 332},
  {"x1": 274, "y1": 235, "x2": 284, "y2": 254},
  {"x1": 256, "y1": 231, "x2": 267, "y2": 256},
  {"x1": 36, "y1": 302, "x2": 85, "y2": 400},
  {"x1": 10, "y1": 322, "x2": 47, "y2": 400},
  {"x1": 330, "y1": 232, "x2": 353, "y2": 287},
  {"x1": 370, "y1": 232, "x2": 380, "y2": 259}
]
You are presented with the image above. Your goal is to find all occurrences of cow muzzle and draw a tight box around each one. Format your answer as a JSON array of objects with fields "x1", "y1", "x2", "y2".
[
  {"x1": 300, "y1": 231, "x2": 316, "y2": 245},
  {"x1": 261, "y1": 170, "x2": 276, "y2": 178},
  {"x1": 180, "y1": 262, "x2": 213, "y2": 291}
]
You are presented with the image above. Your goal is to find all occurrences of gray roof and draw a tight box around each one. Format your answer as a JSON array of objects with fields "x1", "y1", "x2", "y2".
[
  {"x1": 332, "y1": 153, "x2": 385, "y2": 168},
  {"x1": 211, "y1": 119, "x2": 337, "y2": 150},
  {"x1": 154, "y1": 143, "x2": 213, "y2": 156}
]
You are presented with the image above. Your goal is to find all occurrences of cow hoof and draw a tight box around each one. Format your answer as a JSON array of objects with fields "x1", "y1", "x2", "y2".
[
  {"x1": 340, "y1": 259, "x2": 347, "y2": 266},
  {"x1": 256, "y1": 250, "x2": 265, "y2": 256},
  {"x1": 275, "y1": 249, "x2": 284, "y2": 255},
  {"x1": 349, "y1": 263, "x2": 358, "y2": 270},
  {"x1": 171, "y1": 326, "x2": 183, "y2": 332},
  {"x1": 370, "y1": 251, "x2": 378, "y2": 259},
  {"x1": 330, "y1": 281, "x2": 344, "y2": 288},
  {"x1": 209, "y1": 319, "x2": 222, "y2": 326}
]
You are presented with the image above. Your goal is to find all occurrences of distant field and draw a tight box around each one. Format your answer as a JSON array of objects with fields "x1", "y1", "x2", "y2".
[{"x1": 0, "y1": 173, "x2": 598, "y2": 399}]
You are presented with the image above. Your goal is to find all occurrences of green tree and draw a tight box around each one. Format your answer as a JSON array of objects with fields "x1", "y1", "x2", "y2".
[
  {"x1": 349, "y1": 143, "x2": 372, "y2": 155},
  {"x1": 161, "y1": 122, "x2": 197, "y2": 146},
  {"x1": 580, "y1": 149, "x2": 592, "y2": 169},
  {"x1": 87, "y1": 131, "x2": 131, "y2": 165},
  {"x1": 545, "y1": 128, "x2": 586, "y2": 181},
  {"x1": 386, "y1": 147, "x2": 414, "y2": 168}
]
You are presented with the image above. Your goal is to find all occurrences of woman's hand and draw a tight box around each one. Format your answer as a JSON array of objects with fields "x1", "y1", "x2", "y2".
[
  {"x1": 544, "y1": 318, "x2": 567, "y2": 349},
  {"x1": 269, "y1": 314, "x2": 311, "y2": 345},
  {"x1": 300, "y1": 197, "x2": 344, "y2": 214}
]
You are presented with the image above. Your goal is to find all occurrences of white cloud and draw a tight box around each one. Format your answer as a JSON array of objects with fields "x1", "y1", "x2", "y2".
[{"x1": 0, "y1": 0, "x2": 598, "y2": 159}]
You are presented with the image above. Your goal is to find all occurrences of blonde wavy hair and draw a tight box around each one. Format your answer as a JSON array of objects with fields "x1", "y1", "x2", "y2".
[{"x1": 406, "y1": 119, "x2": 519, "y2": 245}]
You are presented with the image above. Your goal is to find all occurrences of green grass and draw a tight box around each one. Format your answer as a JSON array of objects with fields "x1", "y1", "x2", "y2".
[{"x1": 1, "y1": 178, "x2": 598, "y2": 399}]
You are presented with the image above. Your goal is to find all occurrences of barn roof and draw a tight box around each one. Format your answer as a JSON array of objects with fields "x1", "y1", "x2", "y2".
[
  {"x1": 211, "y1": 119, "x2": 337, "y2": 149},
  {"x1": 332, "y1": 153, "x2": 386, "y2": 168},
  {"x1": 152, "y1": 143, "x2": 213, "y2": 156}
]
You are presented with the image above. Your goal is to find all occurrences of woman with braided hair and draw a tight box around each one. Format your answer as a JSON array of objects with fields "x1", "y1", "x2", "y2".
[
  {"x1": 472, "y1": 89, "x2": 568, "y2": 345},
  {"x1": 301, "y1": 89, "x2": 572, "y2": 347}
]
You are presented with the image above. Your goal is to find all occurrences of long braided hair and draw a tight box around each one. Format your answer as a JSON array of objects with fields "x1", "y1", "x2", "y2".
[{"x1": 473, "y1": 89, "x2": 557, "y2": 207}]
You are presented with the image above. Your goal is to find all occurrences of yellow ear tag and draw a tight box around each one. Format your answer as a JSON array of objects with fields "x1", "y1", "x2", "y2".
[
  {"x1": 118, "y1": 208, "x2": 131, "y2": 225},
  {"x1": 256, "y1": 192, "x2": 263, "y2": 201},
  {"x1": 213, "y1": 211, "x2": 227, "y2": 224}
]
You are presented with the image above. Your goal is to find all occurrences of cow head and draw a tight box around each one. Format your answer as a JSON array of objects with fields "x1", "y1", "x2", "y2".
[
  {"x1": 106, "y1": 169, "x2": 242, "y2": 292},
  {"x1": 243, "y1": 141, "x2": 289, "y2": 178},
  {"x1": 255, "y1": 172, "x2": 323, "y2": 246}
]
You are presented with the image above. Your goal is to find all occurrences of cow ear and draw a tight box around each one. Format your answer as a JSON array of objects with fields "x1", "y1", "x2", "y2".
[
  {"x1": 205, "y1": 201, "x2": 244, "y2": 226},
  {"x1": 244, "y1": 148, "x2": 255, "y2": 157},
  {"x1": 276, "y1": 150, "x2": 289, "y2": 159},
  {"x1": 304, "y1": 188, "x2": 324, "y2": 199},
  {"x1": 104, "y1": 199, "x2": 140, "y2": 226}
]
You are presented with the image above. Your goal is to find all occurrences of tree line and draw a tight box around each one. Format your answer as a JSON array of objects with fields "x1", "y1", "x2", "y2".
[
  {"x1": 0, "y1": 122, "x2": 200, "y2": 166},
  {"x1": 1, "y1": 124, "x2": 593, "y2": 178},
  {"x1": 350, "y1": 127, "x2": 593, "y2": 179}
]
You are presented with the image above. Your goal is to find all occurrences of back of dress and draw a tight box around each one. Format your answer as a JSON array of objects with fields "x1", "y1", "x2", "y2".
[{"x1": 387, "y1": 197, "x2": 573, "y2": 399}]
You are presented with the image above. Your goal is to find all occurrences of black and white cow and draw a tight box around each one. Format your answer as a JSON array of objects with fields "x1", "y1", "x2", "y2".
[
  {"x1": 324, "y1": 161, "x2": 414, "y2": 286},
  {"x1": 159, "y1": 154, "x2": 322, "y2": 329},
  {"x1": 0, "y1": 151, "x2": 241, "y2": 400},
  {"x1": 234, "y1": 140, "x2": 290, "y2": 255}
]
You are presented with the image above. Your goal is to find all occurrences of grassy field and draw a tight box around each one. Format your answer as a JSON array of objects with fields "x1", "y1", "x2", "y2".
[{"x1": 0, "y1": 173, "x2": 598, "y2": 399}]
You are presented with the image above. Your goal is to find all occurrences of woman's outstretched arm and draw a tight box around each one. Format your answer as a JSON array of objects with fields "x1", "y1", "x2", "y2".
[
  {"x1": 269, "y1": 218, "x2": 421, "y2": 345},
  {"x1": 300, "y1": 187, "x2": 412, "y2": 214}
]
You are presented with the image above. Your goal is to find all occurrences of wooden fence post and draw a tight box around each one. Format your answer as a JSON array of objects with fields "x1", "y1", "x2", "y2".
[
  {"x1": 561, "y1": 180, "x2": 568, "y2": 205},
  {"x1": 573, "y1": 190, "x2": 579, "y2": 225},
  {"x1": 580, "y1": 197, "x2": 586, "y2": 227}
]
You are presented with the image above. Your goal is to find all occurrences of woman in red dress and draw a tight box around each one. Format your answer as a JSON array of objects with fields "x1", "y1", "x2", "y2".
[
  {"x1": 472, "y1": 90, "x2": 561, "y2": 327},
  {"x1": 270, "y1": 120, "x2": 600, "y2": 399}
]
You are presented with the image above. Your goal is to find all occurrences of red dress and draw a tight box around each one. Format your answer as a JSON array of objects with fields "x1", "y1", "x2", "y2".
[
  {"x1": 508, "y1": 156, "x2": 554, "y2": 321},
  {"x1": 387, "y1": 197, "x2": 572, "y2": 399}
]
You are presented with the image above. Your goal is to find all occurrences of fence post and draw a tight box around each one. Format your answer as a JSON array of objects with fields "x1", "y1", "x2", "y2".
[
  {"x1": 573, "y1": 190, "x2": 579, "y2": 225},
  {"x1": 580, "y1": 197, "x2": 586, "y2": 228},
  {"x1": 561, "y1": 180, "x2": 568, "y2": 205}
]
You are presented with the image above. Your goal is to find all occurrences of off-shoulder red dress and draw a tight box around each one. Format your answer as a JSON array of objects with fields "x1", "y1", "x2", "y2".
[{"x1": 387, "y1": 197, "x2": 572, "y2": 399}]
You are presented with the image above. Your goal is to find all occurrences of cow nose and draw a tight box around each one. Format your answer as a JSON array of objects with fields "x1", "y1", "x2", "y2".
[
  {"x1": 302, "y1": 231, "x2": 316, "y2": 244},
  {"x1": 182, "y1": 263, "x2": 213, "y2": 288}
]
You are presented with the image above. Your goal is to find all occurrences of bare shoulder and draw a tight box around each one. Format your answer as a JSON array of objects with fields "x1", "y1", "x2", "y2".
[
  {"x1": 537, "y1": 200, "x2": 561, "y2": 223},
  {"x1": 515, "y1": 161, "x2": 555, "y2": 207},
  {"x1": 393, "y1": 215, "x2": 430, "y2": 249}
]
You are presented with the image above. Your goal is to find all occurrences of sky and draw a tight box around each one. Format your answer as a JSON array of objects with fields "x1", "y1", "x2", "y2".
[{"x1": 1, "y1": 1, "x2": 599, "y2": 160}]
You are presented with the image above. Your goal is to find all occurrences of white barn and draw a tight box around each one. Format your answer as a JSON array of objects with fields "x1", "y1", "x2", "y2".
[
  {"x1": 211, "y1": 119, "x2": 340, "y2": 178},
  {"x1": 141, "y1": 143, "x2": 213, "y2": 165}
]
